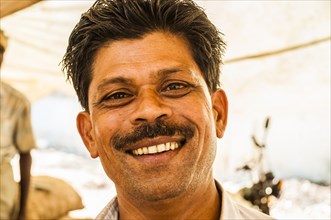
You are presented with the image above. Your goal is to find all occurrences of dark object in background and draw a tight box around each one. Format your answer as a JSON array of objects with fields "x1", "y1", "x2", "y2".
[
  {"x1": 239, "y1": 117, "x2": 282, "y2": 214},
  {"x1": 241, "y1": 172, "x2": 282, "y2": 215}
]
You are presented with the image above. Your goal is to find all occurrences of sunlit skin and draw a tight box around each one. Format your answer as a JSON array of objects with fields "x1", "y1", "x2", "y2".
[{"x1": 77, "y1": 31, "x2": 228, "y2": 219}]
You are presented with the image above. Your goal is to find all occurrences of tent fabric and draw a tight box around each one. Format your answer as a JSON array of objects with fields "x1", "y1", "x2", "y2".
[{"x1": 0, "y1": 0, "x2": 42, "y2": 18}]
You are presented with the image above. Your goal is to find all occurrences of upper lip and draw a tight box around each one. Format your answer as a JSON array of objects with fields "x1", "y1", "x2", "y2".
[{"x1": 123, "y1": 136, "x2": 185, "y2": 152}]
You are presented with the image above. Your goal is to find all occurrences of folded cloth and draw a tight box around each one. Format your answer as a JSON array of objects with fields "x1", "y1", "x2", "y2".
[{"x1": 24, "y1": 176, "x2": 84, "y2": 220}]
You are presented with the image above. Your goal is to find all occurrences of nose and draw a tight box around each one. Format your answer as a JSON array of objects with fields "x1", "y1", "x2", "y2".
[{"x1": 129, "y1": 88, "x2": 172, "y2": 124}]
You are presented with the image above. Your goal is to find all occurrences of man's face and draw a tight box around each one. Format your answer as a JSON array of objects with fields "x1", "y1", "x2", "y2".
[{"x1": 77, "y1": 31, "x2": 227, "y2": 202}]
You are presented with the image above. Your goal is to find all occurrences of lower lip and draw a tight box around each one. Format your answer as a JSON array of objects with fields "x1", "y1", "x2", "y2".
[{"x1": 130, "y1": 147, "x2": 181, "y2": 165}]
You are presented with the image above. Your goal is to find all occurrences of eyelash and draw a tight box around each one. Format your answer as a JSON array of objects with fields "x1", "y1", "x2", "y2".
[
  {"x1": 96, "y1": 90, "x2": 134, "y2": 108},
  {"x1": 104, "y1": 92, "x2": 131, "y2": 100},
  {"x1": 161, "y1": 81, "x2": 194, "y2": 97},
  {"x1": 164, "y1": 83, "x2": 185, "y2": 91}
]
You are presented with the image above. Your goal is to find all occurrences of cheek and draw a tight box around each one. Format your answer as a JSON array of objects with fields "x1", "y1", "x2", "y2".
[
  {"x1": 171, "y1": 92, "x2": 214, "y2": 132},
  {"x1": 93, "y1": 109, "x2": 127, "y2": 134},
  {"x1": 190, "y1": 95, "x2": 217, "y2": 149},
  {"x1": 92, "y1": 113, "x2": 120, "y2": 148},
  {"x1": 92, "y1": 114, "x2": 121, "y2": 179},
  {"x1": 191, "y1": 93, "x2": 214, "y2": 125}
]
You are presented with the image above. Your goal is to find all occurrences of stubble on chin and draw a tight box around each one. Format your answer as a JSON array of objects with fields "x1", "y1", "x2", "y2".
[{"x1": 121, "y1": 164, "x2": 196, "y2": 203}]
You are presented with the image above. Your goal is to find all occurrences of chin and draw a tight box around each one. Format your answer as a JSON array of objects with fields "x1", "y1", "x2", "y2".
[
  {"x1": 129, "y1": 181, "x2": 188, "y2": 203},
  {"x1": 121, "y1": 169, "x2": 195, "y2": 203}
]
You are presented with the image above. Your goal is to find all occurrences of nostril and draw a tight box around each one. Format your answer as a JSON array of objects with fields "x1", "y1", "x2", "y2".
[
  {"x1": 131, "y1": 106, "x2": 172, "y2": 124},
  {"x1": 156, "y1": 114, "x2": 168, "y2": 120},
  {"x1": 135, "y1": 118, "x2": 147, "y2": 122}
]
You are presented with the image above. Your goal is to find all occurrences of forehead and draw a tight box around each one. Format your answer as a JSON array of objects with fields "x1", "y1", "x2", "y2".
[{"x1": 91, "y1": 32, "x2": 200, "y2": 82}]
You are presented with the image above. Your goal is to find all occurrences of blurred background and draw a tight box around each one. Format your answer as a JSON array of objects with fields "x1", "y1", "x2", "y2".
[{"x1": 1, "y1": 0, "x2": 330, "y2": 219}]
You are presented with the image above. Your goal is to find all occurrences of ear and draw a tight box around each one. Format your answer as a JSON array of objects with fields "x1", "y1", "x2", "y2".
[
  {"x1": 76, "y1": 111, "x2": 99, "y2": 158},
  {"x1": 211, "y1": 89, "x2": 228, "y2": 138}
]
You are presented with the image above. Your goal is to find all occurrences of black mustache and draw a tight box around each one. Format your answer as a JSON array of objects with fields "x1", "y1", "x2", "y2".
[{"x1": 112, "y1": 119, "x2": 195, "y2": 151}]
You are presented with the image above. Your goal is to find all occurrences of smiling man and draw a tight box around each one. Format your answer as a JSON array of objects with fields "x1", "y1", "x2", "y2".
[{"x1": 62, "y1": 0, "x2": 274, "y2": 219}]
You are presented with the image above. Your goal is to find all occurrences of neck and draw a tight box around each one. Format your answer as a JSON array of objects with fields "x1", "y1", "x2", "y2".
[{"x1": 117, "y1": 178, "x2": 221, "y2": 220}]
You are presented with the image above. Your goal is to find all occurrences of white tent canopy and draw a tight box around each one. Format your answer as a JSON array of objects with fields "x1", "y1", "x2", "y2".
[
  {"x1": 1, "y1": 0, "x2": 330, "y2": 183},
  {"x1": 0, "y1": 0, "x2": 42, "y2": 18}
]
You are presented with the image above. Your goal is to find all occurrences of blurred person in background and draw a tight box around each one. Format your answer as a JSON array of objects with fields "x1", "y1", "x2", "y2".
[
  {"x1": 62, "y1": 0, "x2": 274, "y2": 219},
  {"x1": 0, "y1": 29, "x2": 36, "y2": 220}
]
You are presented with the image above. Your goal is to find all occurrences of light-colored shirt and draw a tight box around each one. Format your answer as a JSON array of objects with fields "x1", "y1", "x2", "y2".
[
  {"x1": 0, "y1": 81, "x2": 36, "y2": 219},
  {"x1": 0, "y1": 81, "x2": 36, "y2": 163},
  {"x1": 96, "y1": 181, "x2": 275, "y2": 220}
]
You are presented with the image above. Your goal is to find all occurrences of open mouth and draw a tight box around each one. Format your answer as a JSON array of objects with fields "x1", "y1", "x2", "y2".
[{"x1": 128, "y1": 140, "x2": 185, "y2": 156}]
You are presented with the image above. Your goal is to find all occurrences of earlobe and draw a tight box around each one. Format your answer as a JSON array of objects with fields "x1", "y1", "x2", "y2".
[
  {"x1": 212, "y1": 89, "x2": 228, "y2": 138},
  {"x1": 76, "y1": 111, "x2": 99, "y2": 158}
]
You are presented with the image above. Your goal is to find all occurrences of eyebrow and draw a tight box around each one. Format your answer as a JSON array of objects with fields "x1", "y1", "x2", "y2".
[
  {"x1": 154, "y1": 66, "x2": 184, "y2": 80},
  {"x1": 97, "y1": 77, "x2": 132, "y2": 93}
]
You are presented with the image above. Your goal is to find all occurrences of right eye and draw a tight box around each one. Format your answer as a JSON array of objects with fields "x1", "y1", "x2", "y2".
[
  {"x1": 105, "y1": 92, "x2": 130, "y2": 100},
  {"x1": 100, "y1": 91, "x2": 134, "y2": 108}
]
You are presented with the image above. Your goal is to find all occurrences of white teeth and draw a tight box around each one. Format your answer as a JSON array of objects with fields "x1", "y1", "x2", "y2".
[
  {"x1": 165, "y1": 142, "x2": 170, "y2": 150},
  {"x1": 132, "y1": 142, "x2": 179, "y2": 156},
  {"x1": 170, "y1": 142, "x2": 177, "y2": 150},
  {"x1": 148, "y1": 146, "x2": 157, "y2": 154},
  {"x1": 157, "y1": 144, "x2": 166, "y2": 153}
]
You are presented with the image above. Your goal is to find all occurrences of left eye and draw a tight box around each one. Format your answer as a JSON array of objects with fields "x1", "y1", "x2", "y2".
[
  {"x1": 161, "y1": 82, "x2": 192, "y2": 98},
  {"x1": 165, "y1": 83, "x2": 185, "y2": 91}
]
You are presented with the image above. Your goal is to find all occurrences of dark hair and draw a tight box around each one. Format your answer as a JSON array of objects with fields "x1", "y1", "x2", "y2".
[{"x1": 62, "y1": 0, "x2": 226, "y2": 111}]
